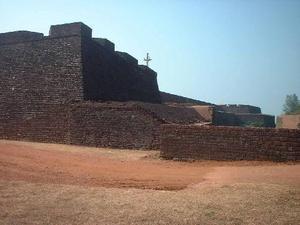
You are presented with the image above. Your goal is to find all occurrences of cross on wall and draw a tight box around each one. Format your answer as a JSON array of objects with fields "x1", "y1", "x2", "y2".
[{"x1": 144, "y1": 53, "x2": 152, "y2": 67}]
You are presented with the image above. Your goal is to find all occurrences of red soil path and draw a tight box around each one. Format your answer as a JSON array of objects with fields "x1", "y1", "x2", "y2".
[{"x1": 0, "y1": 140, "x2": 299, "y2": 190}]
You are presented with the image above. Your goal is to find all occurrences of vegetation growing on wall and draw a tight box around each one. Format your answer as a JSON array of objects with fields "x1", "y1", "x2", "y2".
[{"x1": 283, "y1": 94, "x2": 300, "y2": 115}]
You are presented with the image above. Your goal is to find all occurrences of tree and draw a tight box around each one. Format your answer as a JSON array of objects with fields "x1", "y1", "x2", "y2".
[{"x1": 283, "y1": 94, "x2": 300, "y2": 115}]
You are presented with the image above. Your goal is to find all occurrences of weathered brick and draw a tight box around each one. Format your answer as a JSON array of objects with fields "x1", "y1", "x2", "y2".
[{"x1": 160, "y1": 125, "x2": 300, "y2": 162}]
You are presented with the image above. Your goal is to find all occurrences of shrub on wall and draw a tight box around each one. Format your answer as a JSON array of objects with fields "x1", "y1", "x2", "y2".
[{"x1": 283, "y1": 94, "x2": 300, "y2": 115}]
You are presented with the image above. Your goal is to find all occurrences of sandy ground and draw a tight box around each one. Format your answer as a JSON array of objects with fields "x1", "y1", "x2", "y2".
[
  {"x1": 0, "y1": 140, "x2": 299, "y2": 225},
  {"x1": 0, "y1": 140, "x2": 299, "y2": 190},
  {"x1": 0, "y1": 140, "x2": 212, "y2": 190}
]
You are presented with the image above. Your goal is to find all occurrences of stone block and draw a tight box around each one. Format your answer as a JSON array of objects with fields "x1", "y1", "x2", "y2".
[{"x1": 49, "y1": 22, "x2": 92, "y2": 38}]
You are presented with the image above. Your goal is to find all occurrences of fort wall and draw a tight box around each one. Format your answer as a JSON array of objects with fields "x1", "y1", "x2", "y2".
[
  {"x1": 69, "y1": 103, "x2": 162, "y2": 149},
  {"x1": 212, "y1": 111, "x2": 275, "y2": 127},
  {"x1": 160, "y1": 91, "x2": 212, "y2": 105},
  {"x1": 235, "y1": 113, "x2": 275, "y2": 127},
  {"x1": 0, "y1": 31, "x2": 44, "y2": 45},
  {"x1": 0, "y1": 35, "x2": 84, "y2": 105},
  {"x1": 160, "y1": 125, "x2": 300, "y2": 161},
  {"x1": 49, "y1": 22, "x2": 92, "y2": 38},
  {"x1": 0, "y1": 22, "x2": 161, "y2": 106},
  {"x1": 217, "y1": 104, "x2": 261, "y2": 114},
  {"x1": 0, "y1": 22, "x2": 281, "y2": 154},
  {"x1": 212, "y1": 111, "x2": 239, "y2": 126},
  {"x1": 0, "y1": 103, "x2": 69, "y2": 144},
  {"x1": 81, "y1": 37, "x2": 161, "y2": 103},
  {"x1": 0, "y1": 102, "x2": 204, "y2": 149}
]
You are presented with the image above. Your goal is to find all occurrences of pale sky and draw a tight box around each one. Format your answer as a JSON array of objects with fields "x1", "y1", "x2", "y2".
[{"x1": 1, "y1": 0, "x2": 299, "y2": 116}]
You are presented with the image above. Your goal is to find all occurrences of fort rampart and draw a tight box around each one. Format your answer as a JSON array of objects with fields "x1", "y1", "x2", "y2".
[
  {"x1": 0, "y1": 102, "x2": 204, "y2": 149},
  {"x1": 0, "y1": 22, "x2": 161, "y2": 106},
  {"x1": 217, "y1": 104, "x2": 261, "y2": 114},
  {"x1": 0, "y1": 22, "x2": 281, "y2": 154}
]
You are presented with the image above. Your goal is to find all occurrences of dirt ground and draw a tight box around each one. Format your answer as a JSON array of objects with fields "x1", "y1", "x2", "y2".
[
  {"x1": 0, "y1": 140, "x2": 299, "y2": 225},
  {"x1": 0, "y1": 140, "x2": 299, "y2": 190}
]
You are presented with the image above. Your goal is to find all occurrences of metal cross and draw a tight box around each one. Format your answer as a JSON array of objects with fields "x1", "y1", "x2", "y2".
[{"x1": 144, "y1": 52, "x2": 152, "y2": 67}]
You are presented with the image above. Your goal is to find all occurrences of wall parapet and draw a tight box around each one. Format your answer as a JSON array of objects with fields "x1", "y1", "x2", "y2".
[
  {"x1": 0, "y1": 31, "x2": 44, "y2": 45},
  {"x1": 217, "y1": 104, "x2": 261, "y2": 114},
  {"x1": 160, "y1": 124, "x2": 300, "y2": 162},
  {"x1": 49, "y1": 22, "x2": 92, "y2": 38}
]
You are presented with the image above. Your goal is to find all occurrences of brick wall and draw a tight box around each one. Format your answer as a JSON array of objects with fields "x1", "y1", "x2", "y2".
[
  {"x1": 134, "y1": 102, "x2": 203, "y2": 124},
  {"x1": 213, "y1": 111, "x2": 240, "y2": 126},
  {"x1": 160, "y1": 91, "x2": 212, "y2": 105},
  {"x1": 235, "y1": 113, "x2": 275, "y2": 127},
  {"x1": 0, "y1": 31, "x2": 44, "y2": 45},
  {"x1": 0, "y1": 22, "x2": 161, "y2": 106},
  {"x1": 0, "y1": 102, "x2": 205, "y2": 149},
  {"x1": 0, "y1": 103, "x2": 69, "y2": 144},
  {"x1": 212, "y1": 111, "x2": 275, "y2": 127},
  {"x1": 160, "y1": 125, "x2": 300, "y2": 161},
  {"x1": 68, "y1": 102, "x2": 204, "y2": 149},
  {"x1": 190, "y1": 106, "x2": 214, "y2": 122},
  {"x1": 69, "y1": 103, "x2": 162, "y2": 149},
  {"x1": 81, "y1": 37, "x2": 161, "y2": 103},
  {"x1": 217, "y1": 104, "x2": 261, "y2": 114},
  {"x1": 0, "y1": 35, "x2": 84, "y2": 105},
  {"x1": 49, "y1": 22, "x2": 92, "y2": 38}
]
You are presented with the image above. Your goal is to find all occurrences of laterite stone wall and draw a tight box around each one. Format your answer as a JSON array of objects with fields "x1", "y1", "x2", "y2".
[
  {"x1": 81, "y1": 37, "x2": 161, "y2": 103},
  {"x1": 217, "y1": 104, "x2": 261, "y2": 114},
  {"x1": 160, "y1": 125, "x2": 300, "y2": 161},
  {"x1": 68, "y1": 102, "x2": 204, "y2": 149},
  {"x1": 0, "y1": 35, "x2": 83, "y2": 105},
  {"x1": 69, "y1": 103, "x2": 162, "y2": 149},
  {"x1": 0, "y1": 102, "x2": 204, "y2": 150},
  {"x1": 0, "y1": 103, "x2": 69, "y2": 144},
  {"x1": 160, "y1": 91, "x2": 212, "y2": 105}
]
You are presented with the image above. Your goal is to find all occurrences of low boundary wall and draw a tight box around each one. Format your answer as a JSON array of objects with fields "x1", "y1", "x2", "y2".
[{"x1": 160, "y1": 125, "x2": 300, "y2": 161}]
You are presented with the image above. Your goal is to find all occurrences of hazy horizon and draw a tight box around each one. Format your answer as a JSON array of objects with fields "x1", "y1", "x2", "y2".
[{"x1": 1, "y1": 0, "x2": 299, "y2": 116}]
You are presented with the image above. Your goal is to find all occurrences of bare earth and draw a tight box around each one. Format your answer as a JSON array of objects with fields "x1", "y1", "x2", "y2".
[{"x1": 0, "y1": 140, "x2": 299, "y2": 225}]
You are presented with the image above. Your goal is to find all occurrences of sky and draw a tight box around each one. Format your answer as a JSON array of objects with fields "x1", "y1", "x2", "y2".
[{"x1": 0, "y1": 0, "x2": 299, "y2": 116}]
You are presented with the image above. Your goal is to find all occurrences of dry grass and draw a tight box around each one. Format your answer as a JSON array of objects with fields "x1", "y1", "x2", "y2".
[
  {"x1": 0, "y1": 140, "x2": 299, "y2": 224},
  {"x1": 0, "y1": 181, "x2": 299, "y2": 225}
]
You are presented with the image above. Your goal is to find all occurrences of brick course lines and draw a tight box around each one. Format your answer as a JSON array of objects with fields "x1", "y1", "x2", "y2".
[{"x1": 160, "y1": 125, "x2": 300, "y2": 161}]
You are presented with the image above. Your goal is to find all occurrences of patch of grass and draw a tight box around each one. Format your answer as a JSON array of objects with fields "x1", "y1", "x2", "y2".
[{"x1": 0, "y1": 181, "x2": 299, "y2": 225}]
